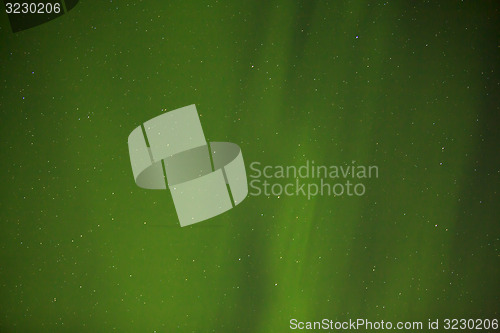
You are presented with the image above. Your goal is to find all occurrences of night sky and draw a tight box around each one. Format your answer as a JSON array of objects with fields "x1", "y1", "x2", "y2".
[{"x1": 0, "y1": 1, "x2": 499, "y2": 332}]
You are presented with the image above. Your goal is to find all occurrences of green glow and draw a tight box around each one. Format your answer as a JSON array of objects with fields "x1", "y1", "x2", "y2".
[{"x1": 0, "y1": 1, "x2": 498, "y2": 331}]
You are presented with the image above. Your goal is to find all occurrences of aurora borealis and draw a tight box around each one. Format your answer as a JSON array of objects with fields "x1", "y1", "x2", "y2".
[{"x1": 0, "y1": 1, "x2": 499, "y2": 331}]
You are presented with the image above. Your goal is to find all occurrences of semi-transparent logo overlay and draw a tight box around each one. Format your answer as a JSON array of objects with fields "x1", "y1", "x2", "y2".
[{"x1": 128, "y1": 105, "x2": 248, "y2": 227}]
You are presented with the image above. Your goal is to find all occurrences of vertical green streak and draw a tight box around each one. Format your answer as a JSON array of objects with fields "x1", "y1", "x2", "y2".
[
  {"x1": 161, "y1": 159, "x2": 169, "y2": 188},
  {"x1": 208, "y1": 143, "x2": 215, "y2": 172},
  {"x1": 223, "y1": 169, "x2": 236, "y2": 208},
  {"x1": 140, "y1": 124, "x2": 151, "y2": 147},
  {"x1": 60, "y1": 0, "x2": 68, "y2": 13}
]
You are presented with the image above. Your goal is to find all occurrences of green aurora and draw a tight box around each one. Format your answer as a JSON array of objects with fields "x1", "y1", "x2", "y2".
[{"x1": 0, "y1": 1, "x2": 499, "y2": 331}]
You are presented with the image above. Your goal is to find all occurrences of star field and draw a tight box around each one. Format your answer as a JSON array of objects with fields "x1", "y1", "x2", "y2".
[{"x1": 0, "y1": 1, "x2": 499, "y2": 331}]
